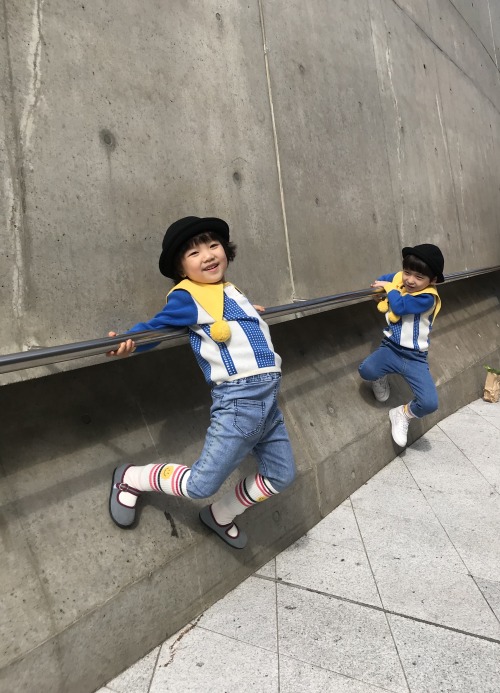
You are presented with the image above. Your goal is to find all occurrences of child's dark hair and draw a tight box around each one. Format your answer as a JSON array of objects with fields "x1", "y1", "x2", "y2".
[
  {"x1": 172, "y1": 232, "x2": 237, "y2": 284},
  {"x1": 402, "y1": 254, "x2": 436, "y2": 281}
]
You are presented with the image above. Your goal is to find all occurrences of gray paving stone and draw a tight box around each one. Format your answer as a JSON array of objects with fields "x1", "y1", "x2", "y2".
[
  {"x1": 196, "y1": 575, "x2": 277, "y2": 652},
  {"x1": 363, "y1": 456, "x2": 419, "y2": 490},
  {"x1": 459, "y1": 399, "x2": 500, "y2": 424},
  {"x1": 306, "y1": 502, "x2": 364, "y2": 552},
  {"x1": 276, "y1": 534, "x2": 382, "y2": 607},
  {"x1": 440, "y1": 406, "x2": 500, "y2": 438},
  {"x1": 467, "y1": 398, "x2": 500, "y2": 414},
  {"x1": 102, "y1": 646, "x2": 159, "y2": 693},
  {"x1": 402, "y1": 439, "x2": 495, "y2": 495},
  {"x1": 437, "y1": 411, "x2": 500, "y2": 488},
  {"x1": 351, "y1": 478, "x2": 436, "y2": 523},
  {"x1": 424, "y1": 424, "x2": 450, "y2": 442},
  {"x1": 150, "y1": 627, "x2": 278, "y2": 692},
  {"x1": 389, "y1": 614, "x2": 500, "y2": 693},
  {"x1": 277, "y1": 584, "x2": 407, "y2": 692},
  {"x1": 369, "y1": 555, "x2": 500, "y2": 639},
  {"x1": 279, "y1": 655, "x2": 402, "y2": 692},
  {"x1": 442, "y1": 522, "x2": 500, "y2": 583},
  {"x1": 475, "y1": 577, "x2": 500, "y2": 620},
  {"x1": 254, "y1": 558, "x2": 276, "y2": 579},
  {"x1": 424, "y1": 488, "x2": 500, "y2": 534},
  {"x1": 353, "y1": 507, "x2": 468, "y2": 575}
]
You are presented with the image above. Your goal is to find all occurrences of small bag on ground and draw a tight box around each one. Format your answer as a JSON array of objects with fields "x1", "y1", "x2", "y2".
[{"x1": 483, "y1": 368, "x2": 500, "y2": 403}]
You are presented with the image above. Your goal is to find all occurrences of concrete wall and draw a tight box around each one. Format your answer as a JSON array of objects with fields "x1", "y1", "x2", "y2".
[
  {"x1": 1, "y1": 0, "x2": 500, "y2": 383},
  {"x1": 2, "y1": 1, "x2": 500, "y2": 691},
  {"x1": 1, "y1": 272, "x2": 499, "y2": 692}
]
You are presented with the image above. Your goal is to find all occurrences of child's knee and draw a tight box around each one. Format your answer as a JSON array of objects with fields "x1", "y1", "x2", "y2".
[
  {"x1": 268, "y1": 461, "x2": 296, "y2": 493},
  {"x1": 282, "y1": 463, "x2": 296, "y2": 490},
  {"x1": 358, "y1": 361, "x2": 375, "y2": 381},
  {"x1": 186, "y1": 476, "x2": 221, "y2": 500},
  {"x1": 414, "y1": 392, "x2": 438, "y2": 417},
  {"x1": 424, "y1": 393, "x2": 439, "y2": 415}
]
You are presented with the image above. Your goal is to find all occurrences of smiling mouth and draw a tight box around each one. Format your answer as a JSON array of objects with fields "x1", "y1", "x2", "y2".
[{"x1": 204, "y1": 264, "x2": 219, "y2": 271}]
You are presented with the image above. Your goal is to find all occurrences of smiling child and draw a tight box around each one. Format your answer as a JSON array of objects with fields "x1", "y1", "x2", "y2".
[{"x1": 358, "y1": 244, "x2": 445, "y2": 447}]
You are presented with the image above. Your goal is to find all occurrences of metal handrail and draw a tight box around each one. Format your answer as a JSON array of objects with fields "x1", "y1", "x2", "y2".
[{"x1": 1, "y1": 264, "x2": 499, "y2": 375}]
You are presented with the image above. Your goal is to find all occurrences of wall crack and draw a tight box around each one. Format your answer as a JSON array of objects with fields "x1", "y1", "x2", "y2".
[
  {"x1": 20, "y1": 0, "x2": 44, "y2": 151},
  {"x1": 384, "y1": 38, "x2": 405, "y2": 234}
]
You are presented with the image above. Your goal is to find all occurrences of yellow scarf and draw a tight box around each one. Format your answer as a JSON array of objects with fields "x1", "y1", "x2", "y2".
[
  {"x1": 377, "y1": 271, "x2": 441, "y2": 324},
  {"x1": 168, "y1": 279, "x2": 232, "y2": 342}
]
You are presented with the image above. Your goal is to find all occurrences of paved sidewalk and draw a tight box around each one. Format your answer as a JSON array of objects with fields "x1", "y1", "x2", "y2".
[{"x1": 97, "y1": 399, "x2": 500, "y2": 693}]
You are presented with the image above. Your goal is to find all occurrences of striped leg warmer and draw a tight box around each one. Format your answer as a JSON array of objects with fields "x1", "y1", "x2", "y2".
[
  {"x1": 211, "y1": 474, "x2": 279, "y2": 538},
  {"x1": 120, "y1": 463, "x2": 191, "y2": 507}
]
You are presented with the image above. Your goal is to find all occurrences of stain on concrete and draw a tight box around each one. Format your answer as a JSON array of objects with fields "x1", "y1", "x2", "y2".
[{"x1": 99, "y1": 129, "x2": 117, "y2": 151}]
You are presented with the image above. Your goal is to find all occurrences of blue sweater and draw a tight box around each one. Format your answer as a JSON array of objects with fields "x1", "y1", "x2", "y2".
[
  {"x1": 377, "y1": 272, "x2": 437, "y2": 351},
  {"x1": 127, "y1": 284, "x2": 281, "y2": 385}
]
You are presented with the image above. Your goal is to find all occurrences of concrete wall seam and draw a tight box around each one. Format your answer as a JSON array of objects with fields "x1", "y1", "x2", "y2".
[{"x1": 258, "y1": 0, "x2": 296, "y2": 298}]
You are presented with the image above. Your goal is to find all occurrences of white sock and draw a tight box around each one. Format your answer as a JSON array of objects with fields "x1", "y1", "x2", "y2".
[
  {"x1": 403, "y1": 404, "x2": 416, "y2": 419},
  {"x1": 211, "y1": 474, "x2": 278, "y2": 538},
  {"x1": 120, "y1": 463, "x2": 191, "y2": 506}
]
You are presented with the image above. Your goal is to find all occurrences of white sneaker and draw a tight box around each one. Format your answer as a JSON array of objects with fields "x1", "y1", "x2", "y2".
[
  {"x1": 389, "y1": 406, "x2": 410, "y2": 447},
  {"x1": 372, "y1": 376, "x2": 390, "y2": 402}
]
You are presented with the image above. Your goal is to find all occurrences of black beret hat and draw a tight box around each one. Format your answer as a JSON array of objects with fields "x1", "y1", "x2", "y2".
[
  {"x1": 402, "y1": 243, "x2": 445, "y2": 283},
  {"x1": 159, "y1": 216, "x2": 230, "y2": 278}
]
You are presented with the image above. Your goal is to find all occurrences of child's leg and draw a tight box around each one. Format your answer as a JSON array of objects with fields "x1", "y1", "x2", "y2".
[
  {"x1": 111, "y1": 379, "x2": 270, "y2": 533},
  {"x1": 109, "y1": 462, "x2": 193, "y2": 528},
  {"x1": 358, "y1": 341, "x2": 397, "y2": 381},
  {"x1": 402, "y1": 356, "x2": 438, "y2": 418},
  {"x1": 110, "y1": 374, "x2": 292, "y2": 548},
  {"x1": 359, "y1": 341, "x2": 400, "y2": 402},
  {"x1": 209, "y1": 405, "x2": 295, "y2": 533},
  {"x1": 110, "y1": 390, "x2": 253, "y2": 529},
  {"x1": 388, "y1": 355, "x2": 437, "y2": 447}
]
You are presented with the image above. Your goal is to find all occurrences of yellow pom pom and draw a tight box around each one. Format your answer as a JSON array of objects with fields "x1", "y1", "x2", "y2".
[
  {"x1": 377, "y1": 299, "x2": 388, "y2": 313},
  {"x1": 387, "y1": 311, "x2": 400, "y2": 323},
  {"x1": 210, "y1": 320, "x2": 231, "y2": 342}
]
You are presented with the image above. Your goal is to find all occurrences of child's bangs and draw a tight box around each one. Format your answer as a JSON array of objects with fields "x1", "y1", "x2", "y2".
[
  {"x1": 403, "y1": 254, "x2": 433, "y2": 278},
  {"x1": 184, "y1": 232, "x2": 220, "y2": 250}
]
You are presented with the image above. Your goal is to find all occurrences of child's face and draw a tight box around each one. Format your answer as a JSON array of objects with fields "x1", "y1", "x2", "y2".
[
  {"x1": 180, "y1": 238, "x2": 228, "y2": 284},
  {"x1": 402, "y1": 268, "x2": 435, "y2": 293}
]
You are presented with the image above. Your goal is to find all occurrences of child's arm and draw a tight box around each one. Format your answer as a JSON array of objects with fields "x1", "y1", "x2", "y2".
[
  {"x1": 371, "y1": 272, "x2": 397, "y2": 296},
  {"x1": 373, "y1": 272, "x2": 397, "y2": 284},
  {"x1": 385, "y1": 291, "x2": 435, "y2": 317},
  {"x1": 107, "y1": 289, "x2": 197, "y2": 357},
  {"x1": 371, "y1": 280, "x2": 394, "y2": 293}
]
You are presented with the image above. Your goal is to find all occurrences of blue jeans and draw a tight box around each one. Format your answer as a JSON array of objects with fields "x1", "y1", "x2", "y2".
[
  {"x1": 186, "y1": 372, "x2": 296, "y2": 499},
  {"x1": 358, "y1": 339, "x2": 438, "y2": 418}
]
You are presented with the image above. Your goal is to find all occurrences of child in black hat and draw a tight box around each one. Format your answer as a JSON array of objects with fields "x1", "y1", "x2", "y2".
[
  {"x1": 107, "y1": 216, "x2": 295, "y2": 548},
  {"x1": 358, "y1": 243, "x2": 444, "y2": 448}
]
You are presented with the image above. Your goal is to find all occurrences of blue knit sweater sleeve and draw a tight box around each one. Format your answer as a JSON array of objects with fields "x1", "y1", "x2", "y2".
[
  {"x1": 126, "y1": 289, "x2": 198, "y2": 352},
  {"x1": 387, "y1": 290, "x2": 435, "y2": 316},
  {"x1": 377, "y1": 272, "x2": 397, "y2": 282}
]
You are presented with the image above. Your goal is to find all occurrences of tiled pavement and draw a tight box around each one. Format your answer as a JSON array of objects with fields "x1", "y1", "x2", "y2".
[{"x1": 97, "y1": 399, "x2": 500, "y2": 693}]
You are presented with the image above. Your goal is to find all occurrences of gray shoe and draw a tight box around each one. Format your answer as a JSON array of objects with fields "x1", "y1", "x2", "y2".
[
  {"x1": 109, "y1": 464, "x2": 141, "y2": 529},
  {"x1": 372, "y1": 376, "x2": 390, "y2": 402},
  {"x1": 199, "y1": 505, "x2": 247, "y2": 549}
]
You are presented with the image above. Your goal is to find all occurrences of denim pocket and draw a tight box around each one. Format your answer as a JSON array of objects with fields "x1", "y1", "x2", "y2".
[{"x1": 233, "y1": 398, "x2": 266, "y2": 437}]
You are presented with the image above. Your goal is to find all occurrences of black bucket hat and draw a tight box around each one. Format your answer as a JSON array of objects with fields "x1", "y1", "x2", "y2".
[
  {"x1": 158, "y1": 216, "x2": 230, "y2": 278},
  {"x1": 402, "y1": 244, "x2": 445, "y2": 283}
]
